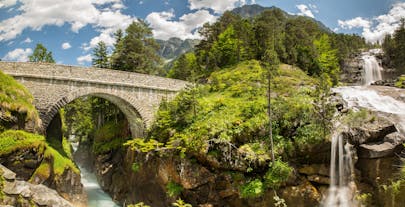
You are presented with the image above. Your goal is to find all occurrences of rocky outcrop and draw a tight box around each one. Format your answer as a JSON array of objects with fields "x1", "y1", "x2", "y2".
[
  {"x1": 0, "y1": 164, "x2": 74, "y2": 207},
  {"x1": 84, "y1": 145, "x2": 326, "y2": 207},
  {"x1": 343, "y1": 116, "x2": 397, "y2": 146},
  {"x1": 340, "y1": 54, "x2": 364, "y2": 85},
  {"x1": 0, "y1": 145, "x2": 84, "y2": 205}
]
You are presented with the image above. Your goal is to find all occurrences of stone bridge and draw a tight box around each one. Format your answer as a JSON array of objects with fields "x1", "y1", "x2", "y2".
[{"x1": 0, "y1": 62, "x2": 188, "y2": 137}]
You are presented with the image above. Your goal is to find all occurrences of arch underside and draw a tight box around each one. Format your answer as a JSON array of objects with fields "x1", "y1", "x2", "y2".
[{"x1": 41, "y1": 90, "x2": 147, "y2": 138}]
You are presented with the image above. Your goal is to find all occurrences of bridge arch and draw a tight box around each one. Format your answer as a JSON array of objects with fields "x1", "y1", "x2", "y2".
[
  {"x1": 0, "y1": 62, "x2": 188, "y2": 137},
  {"x1": 42, "y1": 88, "x2": 148, "y2": 138}
]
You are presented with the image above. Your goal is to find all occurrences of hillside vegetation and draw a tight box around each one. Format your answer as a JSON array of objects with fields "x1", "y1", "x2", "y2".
[{"x1": 127, "y1": 60, "x2": 333, "y2": 196}]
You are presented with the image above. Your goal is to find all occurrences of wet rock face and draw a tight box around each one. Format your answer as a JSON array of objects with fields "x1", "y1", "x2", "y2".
[
  {"x1": 89, "y1": 147, "x2": 326, "y2": 207},
  {"x1": 0, "y1": 164, "x2": 75, "y2": 207},
  {"x1": 340, "y1": 55, "x2": 364, "y2": 85}
]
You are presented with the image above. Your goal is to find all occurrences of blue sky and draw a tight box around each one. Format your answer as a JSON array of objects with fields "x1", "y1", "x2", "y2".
[{"x1": 0, "y1": 0, "x2": 404, "y2": 66}]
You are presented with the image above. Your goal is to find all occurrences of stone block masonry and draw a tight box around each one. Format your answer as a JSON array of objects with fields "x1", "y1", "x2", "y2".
[{"x1": 0, "y1": 62, "x2": 188, "y2": 137}]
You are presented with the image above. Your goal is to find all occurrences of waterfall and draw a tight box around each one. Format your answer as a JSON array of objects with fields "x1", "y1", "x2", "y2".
[
  {"x1": 323, "y1": 132, "x2": 356, "y2": 207},
  {"x1": 361, "y1": 53, "x2": 383, "y2": 85},
  {"x1": 324, "y1": 86, "x2": 405, "y2": 206}
]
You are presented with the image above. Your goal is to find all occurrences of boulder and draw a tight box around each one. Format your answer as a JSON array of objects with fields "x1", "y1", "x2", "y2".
[
  {"x1": 358, "y1": 141, "x2": 403, "y2": 159},
  {"x1": 0, "y1": 164, "x2": 74, "y2": 207},
  {"x1": 0, "y1": 165, "x2": 16, "y2": 181},
  {"x1": 280, "y1": 181, "x2": 322, "y2": 207},
  {"x1": 384, "y1": 132, "x2": 405, "y2": 145},
  {"x1": 343, "y1": 118, "x2": 397, "y2": 145}
]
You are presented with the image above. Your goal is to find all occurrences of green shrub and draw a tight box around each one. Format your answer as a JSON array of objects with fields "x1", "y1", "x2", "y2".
[
  {"x1": 166, "y1": 181, "x2": 183, "y2": 198},
  {"x1": 395, "y1": 75, "x2": 405, "y2": 88},
  {"x1": 264, "y1": 160, "x2": 292, "y2": 189},
  {"x1": 240, "y1": 179, "x2": 264, "y2": 198}
]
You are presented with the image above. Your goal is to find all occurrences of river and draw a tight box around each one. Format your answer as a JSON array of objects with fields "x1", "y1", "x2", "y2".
[{"x1": 71, "y1": 142, "x2": 120, "y2": 207}]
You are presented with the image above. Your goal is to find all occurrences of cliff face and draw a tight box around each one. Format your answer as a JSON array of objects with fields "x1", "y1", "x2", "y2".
[
  {"x1": 82, "y1": 91, "x2": 405, "y2": 207},
  {"x1": 88, "y1": 147, "x2": 324, "y2": 207},
  {"x1": 340, "y1": 54, "x2": 364, "y2": 85}
]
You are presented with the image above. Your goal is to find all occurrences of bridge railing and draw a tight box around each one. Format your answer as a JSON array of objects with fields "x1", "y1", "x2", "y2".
[{"x1": 0, "y1": 62, "x2": 189, "y2": 92}]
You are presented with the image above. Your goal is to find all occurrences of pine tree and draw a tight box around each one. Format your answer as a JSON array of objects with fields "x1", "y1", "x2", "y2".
[
  {"x1": 92, "y1": 41, "x2": 109, "y2": 68},
  {"x1": 29, "y1": 43, "x2": 55, "y2": 63},
  {"x1": 110, "y1": 20, "x2": 161, "y2": 74}
]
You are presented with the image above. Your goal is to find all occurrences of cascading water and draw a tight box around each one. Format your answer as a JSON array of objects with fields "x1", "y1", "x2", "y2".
[
  {"x1": 334, "y1": 86, "x2": 405, "y2": 133},
  {"x1": 361, "y1": 53, "x2": 383, "y2": 85},
  {"x1": 323, "y1": 130, "x2": 356, "y2": 207},
  {"x1": 324, "y1": 86, "x2": 405, "y2": 206}
]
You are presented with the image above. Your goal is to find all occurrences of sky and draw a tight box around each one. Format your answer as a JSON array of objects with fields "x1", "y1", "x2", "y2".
[{"x1": 0, "y1": 0, "x2": 404, "y2": 66}]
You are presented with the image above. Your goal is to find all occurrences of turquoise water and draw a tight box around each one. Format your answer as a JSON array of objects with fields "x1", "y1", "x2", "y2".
[
  {"x1": 72, "y1": 142, "x2": 120, "y2": 207},
  {"x1": 79, "y1": 166, "x2": 120, "y2": 207}
]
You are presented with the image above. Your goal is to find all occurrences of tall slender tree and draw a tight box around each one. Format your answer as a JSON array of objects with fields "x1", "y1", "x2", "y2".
[
  {"x1": 262, "y1": 48, "x2": 279, "y2": 163},
  {"x1": 29, "y1": 43, "x2": 55, "y2": 63}
]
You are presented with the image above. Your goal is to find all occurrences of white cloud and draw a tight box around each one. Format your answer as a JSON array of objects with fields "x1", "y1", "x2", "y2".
[
  {"x1": 77, "y1": 54, "x2": 92, "y2": 65},
  {"x1": 146, "y1": 9, "x2": 217, "y2": 40},
  {"x1": 0, "y1": 0, "x2": 17, "y2": 8},
  {"x1": 22, "y1": 37, "x2": 32, "y2": 43},
  {"x1": 0, "y1": 0, "x2": 135, "y2": 52},
  {"x1": 338, "y1": 17, "x2": 371, "y2": 29},
  {"x1": 62, "y1": 42, "x2": 71, "y2": 49},
  {"x1": 338, "y1": 2, "x2": 405, "y2": 43},
  {"x1": 2, "y1": 48, "x2": 32, "y2": 62},
  {"x1": 188, "y1": 0, "x2": 253, "y2": 14},
  {"x1": 296, "y1": 4, "x2": 314, "y2": 18},
  {"x1": 308, "y1": 4, "x2": 319, "y2": 13}
]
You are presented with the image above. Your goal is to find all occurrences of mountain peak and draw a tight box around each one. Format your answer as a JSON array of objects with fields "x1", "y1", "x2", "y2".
[{"x1": 231, "y1": 4, "x2": 279, "y2": 18}]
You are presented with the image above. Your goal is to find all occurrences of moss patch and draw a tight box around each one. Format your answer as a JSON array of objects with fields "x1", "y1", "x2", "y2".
[
  {"x1": 0, "y1": 130, "x2": 79, "y2": 179},
  {"x1": 0, "y1": 70, "x2": 39, "y2": 124}
]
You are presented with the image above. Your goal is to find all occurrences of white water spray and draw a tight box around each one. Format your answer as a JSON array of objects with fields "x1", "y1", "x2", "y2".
[{"x1": 361, "y1": 53, "x2": 383, "y2": 85}]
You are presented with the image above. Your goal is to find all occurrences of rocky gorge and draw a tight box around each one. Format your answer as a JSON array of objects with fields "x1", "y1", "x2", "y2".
[{"x1": 0, "y1": 20, "x2": 404, "y2": 206}]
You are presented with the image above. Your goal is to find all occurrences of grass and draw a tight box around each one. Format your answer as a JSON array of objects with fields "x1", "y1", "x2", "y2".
[{"x1": 0, "y1": 70, "x2": 39, "y2": 124}]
